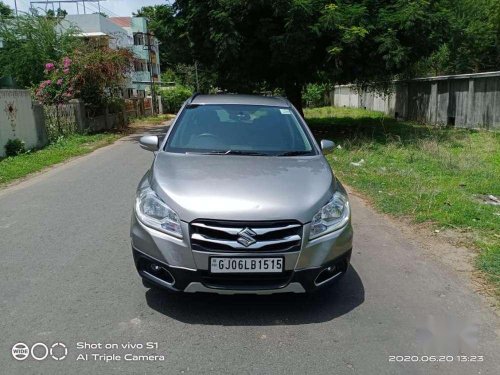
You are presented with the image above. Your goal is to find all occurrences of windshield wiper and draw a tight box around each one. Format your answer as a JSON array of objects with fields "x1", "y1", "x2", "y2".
[
  {"x1": 185, "y1": 151, "x2": 225, "y2": 155},
  {"x1": 277, "y1": 151, "x2": 312, "y2": 156},
  {"x1": 224, "y1": 150, "x2": 269, "y2": 156},
  {"x1": 186, "y1": 150, "x2": 269, "y2": 156}
]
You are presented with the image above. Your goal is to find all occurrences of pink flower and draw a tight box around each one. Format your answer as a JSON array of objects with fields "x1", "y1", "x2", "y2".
[
  {"x1": 39, "y1": 80, "x2": 52, "y2": 89},
  {"x1": 63, "y1": 57, "x2": 72, "y2": 68},
  {"x1": 45, "y1": 63, "x2": 55, "y2": 72},
  {"x1": 63, "y1": 68, "x2": 70, "y2": 74},
  {"x1": 57, "y1": 79, "x2": 63, "y2": 85}
]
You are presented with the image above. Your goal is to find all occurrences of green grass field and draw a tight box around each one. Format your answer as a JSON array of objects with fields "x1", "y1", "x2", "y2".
[
  {"x1": 305, "y1": 106, "x2": 500, "y2": 294},
  {"x1": 0, "y1": 133, "x2": 121, "y2": 185}
]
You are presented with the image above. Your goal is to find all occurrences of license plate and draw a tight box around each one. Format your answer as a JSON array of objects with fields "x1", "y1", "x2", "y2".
[{"x1": 210, "y1": 257, "x2": 284, "y2": 274}]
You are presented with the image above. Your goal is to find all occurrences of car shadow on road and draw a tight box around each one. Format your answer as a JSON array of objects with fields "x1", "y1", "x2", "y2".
[{"x1": 144, "y1": 266, "x2": 364, "y2": 326}]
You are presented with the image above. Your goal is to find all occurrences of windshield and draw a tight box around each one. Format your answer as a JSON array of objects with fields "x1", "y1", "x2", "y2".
[{"x1": 165, "y1": 104, "x2": 316, "y2": 156}]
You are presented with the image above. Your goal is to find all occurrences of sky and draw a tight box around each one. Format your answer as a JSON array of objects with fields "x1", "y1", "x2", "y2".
[{"x1": 3, "y1": 0, "x2": 167, "y2": 17}]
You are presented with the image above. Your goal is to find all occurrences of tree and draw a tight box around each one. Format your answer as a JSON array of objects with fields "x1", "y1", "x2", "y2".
[
  {"x1": 0, "y1": 1, "x2": 12, "y2": 17},
  {"x1": 0, "y1": 14, "x2": 82, "y2": 88},
  {"x1": 413, "y1": 0, "x2": 500, "y2": 75},
  {"x1": 70, "y1": 45, "x2": 133, "y2": 109},
  {"x1": 139, "y1": 1, "x2": 499, "y2": 113},
  {"x1": 172, "y1": 0, "x2": 450, "y2": 113},
  {"x1": 443, "y1": 0, "x2": 499, "y2": 73},
  {"x1": 57, "y1": 8, "x2": 68, "y2": 18},
  {"x1": 45, "y1": 8, "x2": 67, "y2": 18}
]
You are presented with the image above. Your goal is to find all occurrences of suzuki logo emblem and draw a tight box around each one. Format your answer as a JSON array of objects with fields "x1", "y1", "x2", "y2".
[{"x1": 237, "y1": 227, "x2": 257, "y2": 247}]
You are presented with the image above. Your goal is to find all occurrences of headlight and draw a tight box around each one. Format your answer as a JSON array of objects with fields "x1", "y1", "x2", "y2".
[
  {"x1": 135, "y1": 187, "x2": 183, "y2": 238},
  {"x1": 309, "y1": 191, "x2": 350, "y2": 239}
]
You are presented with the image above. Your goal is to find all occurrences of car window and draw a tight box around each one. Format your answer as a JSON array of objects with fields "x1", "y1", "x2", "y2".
[{"x1": 165, "y1": 104, "x2": 315, "y2": 156}]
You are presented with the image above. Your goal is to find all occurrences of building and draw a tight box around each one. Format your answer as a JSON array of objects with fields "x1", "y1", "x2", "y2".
[
  {"x1": 63, "y1": 14, "x2": 161, "y2": 98},
  {"x1": 109, "y1": 17, "x2": 161, "y2": 98}
]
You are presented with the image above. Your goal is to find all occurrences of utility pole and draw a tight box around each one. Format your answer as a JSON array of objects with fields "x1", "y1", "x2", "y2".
[
  {"x1": 195, "y1": 61, "x2": 200, "y2": 92},
  {"x1": 14, "y1": 0, "x2": 18, "y2": 16}
]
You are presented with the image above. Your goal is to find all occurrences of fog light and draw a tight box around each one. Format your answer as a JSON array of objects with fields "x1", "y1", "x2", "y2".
[
  {"x1": 314, "y1": 265, "x2": 341, "y2": 286},
  {"x1": 150, "y1": 264, "x2": 161, "y2": 273}
]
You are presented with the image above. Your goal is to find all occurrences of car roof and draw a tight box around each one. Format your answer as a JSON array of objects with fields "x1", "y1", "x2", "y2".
[{"x1": 190, "y1": 94, "x2": 290, "y2": 107}]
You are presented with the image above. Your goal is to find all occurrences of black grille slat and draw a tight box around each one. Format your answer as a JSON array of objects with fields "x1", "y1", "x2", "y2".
[{"x1": 190, "y1": 219, "x2": 302, "y2": 253}]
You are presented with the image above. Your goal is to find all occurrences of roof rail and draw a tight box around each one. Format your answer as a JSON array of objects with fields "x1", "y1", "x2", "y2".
[
  {"x1": 278, "y1": 96, "x2": 293, "y2": 107},
  {"x1": 188, "y1": 92, "x2": 202, "y2": 104}
]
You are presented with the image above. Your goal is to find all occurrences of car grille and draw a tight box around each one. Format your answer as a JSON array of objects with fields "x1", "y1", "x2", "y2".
[{"x1": 190, "y1": 219, "x2": 303, "y2": 253}]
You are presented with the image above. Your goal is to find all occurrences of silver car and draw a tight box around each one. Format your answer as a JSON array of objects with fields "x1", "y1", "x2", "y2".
[{"x1": 131, "y1": 94, "x2": 353, "y2": 294}]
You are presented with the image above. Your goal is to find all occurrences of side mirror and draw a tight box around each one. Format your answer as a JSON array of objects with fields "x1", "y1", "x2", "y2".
[
  {"x1": 320, "y1": 139, "x2": 335, "y2": 155},
  {"x1": 139, "y1": 135, "x2": 159, "y2": 152}
]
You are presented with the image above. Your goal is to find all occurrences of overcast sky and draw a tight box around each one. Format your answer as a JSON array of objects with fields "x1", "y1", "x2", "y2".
[{"x1": 4, "y1": 0, "x2": 167, "y2": 17}]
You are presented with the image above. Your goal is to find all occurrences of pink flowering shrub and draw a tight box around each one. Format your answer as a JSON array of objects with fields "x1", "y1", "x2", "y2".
[
  {"x1": 35, "y1": 57, "x2": 75, "y2": 105},
  {"x1": 34, "y1": 47, "x2": 132, "y2": 108}
]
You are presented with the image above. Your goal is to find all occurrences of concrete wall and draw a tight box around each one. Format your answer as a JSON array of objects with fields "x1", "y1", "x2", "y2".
[
  {"x1": 330, "y1": 71, "x2": 500, "y2": 130},
  {"x1": 0, "y1": 90, "x2": 145, "y2": 157},
  {"x1": 0, "y1": 90, "x2": 48, "y2": 157}
]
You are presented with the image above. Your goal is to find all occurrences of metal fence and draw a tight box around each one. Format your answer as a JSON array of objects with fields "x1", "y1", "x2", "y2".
[{"x1": 329, "y1": 71, "x2": 500, "y2": 130}]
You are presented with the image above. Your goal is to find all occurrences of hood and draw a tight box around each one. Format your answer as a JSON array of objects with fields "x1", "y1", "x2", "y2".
[{"x1": 151, "y1": 152, "x2": 336, "y2": 223}]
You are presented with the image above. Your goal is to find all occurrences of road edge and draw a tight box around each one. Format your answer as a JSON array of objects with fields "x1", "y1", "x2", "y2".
[
  {"x1": 347, "y1": 185, "x2": 499, "y2": 314},
  {"x1": 0, "y1": 122, "x2": 169, "y2": 196}
]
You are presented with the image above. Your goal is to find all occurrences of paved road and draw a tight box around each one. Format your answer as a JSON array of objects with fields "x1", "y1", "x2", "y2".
[{"x1": 1, "y1": 125, "x2": 498, "y2": 375}]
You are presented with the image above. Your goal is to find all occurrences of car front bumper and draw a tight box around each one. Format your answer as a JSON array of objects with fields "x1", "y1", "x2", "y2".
[{"x1": 131, "y1": 214, "x2": 353, "y2": 294}]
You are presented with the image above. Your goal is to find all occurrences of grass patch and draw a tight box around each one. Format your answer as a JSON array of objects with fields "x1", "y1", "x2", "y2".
[
  {"x1": 305, "y1": 106, "x2": 500, "y2": 294},
  {"x1": 0, "y1": 133, "x2": 121, "y2": 185}
]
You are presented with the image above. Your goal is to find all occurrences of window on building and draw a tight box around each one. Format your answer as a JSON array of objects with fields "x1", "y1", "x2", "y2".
[
  {"x1": 134, "y1": 60, "x2": 148, "y2": 72},
  {"x1": 133, "y1": 33, "x2": 144, "y2": 46}
]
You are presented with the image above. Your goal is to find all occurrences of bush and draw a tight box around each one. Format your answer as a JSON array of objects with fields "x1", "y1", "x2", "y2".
[
  {"x1": 5, "y1": 139, "x2": 26, "y2": 157},
  {"x1": 159, "y1": 85, "x2": 193, "y2": 113},
  {"x1": 303, "y1": 83, "x2": 327, "y2": 108}
]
